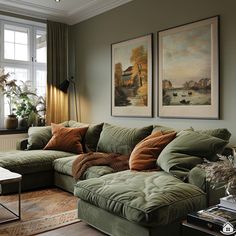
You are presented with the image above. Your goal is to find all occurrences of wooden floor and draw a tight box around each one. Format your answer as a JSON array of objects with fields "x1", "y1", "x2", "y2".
[{"x1": 38, "y1": 221, "x2": 106, "y2": 236}]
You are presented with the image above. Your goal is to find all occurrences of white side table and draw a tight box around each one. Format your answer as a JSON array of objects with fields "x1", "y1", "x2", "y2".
[{"x1": 0, "y1": 167, "x2": 22, "y2": 223}]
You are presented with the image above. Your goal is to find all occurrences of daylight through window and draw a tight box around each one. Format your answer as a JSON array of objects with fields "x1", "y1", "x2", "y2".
[{"x1": 0, "y1": 17, "x2": 47, "y2": 128}]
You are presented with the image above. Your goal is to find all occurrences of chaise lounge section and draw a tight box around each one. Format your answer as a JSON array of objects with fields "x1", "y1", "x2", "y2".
[{"x1": 74, "y1": 170, "x2": 206, "y2": 236}]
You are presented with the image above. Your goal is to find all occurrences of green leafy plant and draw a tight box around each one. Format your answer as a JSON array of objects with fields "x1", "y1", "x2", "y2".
[
  {"x1": 0, "y1": 69, "x2": 17, "y2": 115},
  {"x1": 0, "y1": 69, "x2": 46, "y2": 126}
]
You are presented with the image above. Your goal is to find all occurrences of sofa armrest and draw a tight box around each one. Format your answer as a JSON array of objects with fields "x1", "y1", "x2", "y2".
[
  {"x1": 16, "y1": 139, "x2": 28, "y2": 150},
  {"x1": 188, "y1": 167, "x2": 226, "y2": 206}
]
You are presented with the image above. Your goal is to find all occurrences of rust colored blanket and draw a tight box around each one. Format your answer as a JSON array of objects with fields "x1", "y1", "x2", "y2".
[{"x1": 72, "y1": 152, "x2": 129, "y2": 181}]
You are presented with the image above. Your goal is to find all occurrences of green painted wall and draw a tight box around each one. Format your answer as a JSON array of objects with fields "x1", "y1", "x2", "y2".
[{"x1": 69, "y1": 0, "x2": 236, "y2": 144}]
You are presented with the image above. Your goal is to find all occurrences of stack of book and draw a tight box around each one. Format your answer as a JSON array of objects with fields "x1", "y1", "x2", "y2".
[{"x1": 187, "y1": 204, "x2": 236, "y2": 232}]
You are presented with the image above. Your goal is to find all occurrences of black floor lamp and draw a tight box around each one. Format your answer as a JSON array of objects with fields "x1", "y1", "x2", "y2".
[{"x1": 59, "y1": 76, "x2": 79, "y2": 121}]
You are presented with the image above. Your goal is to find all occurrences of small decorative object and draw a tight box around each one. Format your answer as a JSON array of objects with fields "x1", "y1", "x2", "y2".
[
  {"x1": 198, "y1": 154, "x2": 236, "y2": 197},
  {"x1": 158, "y1": 16, "x2": 219, "y2": 118},
  {"x1": 111, "y1": 34, "x2": 153, "y2": 117}
]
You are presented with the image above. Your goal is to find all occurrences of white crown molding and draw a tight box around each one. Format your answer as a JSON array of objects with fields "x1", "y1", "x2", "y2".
[
  {"x1": 0, "y1": 0, "x2": 132, "y2": 25},
  {"x1": 0, "y1": 0, "x2": 66, "y2": 16},
  {"x1": 67, "y1": 0, "x2": 133, "y2": 25}
]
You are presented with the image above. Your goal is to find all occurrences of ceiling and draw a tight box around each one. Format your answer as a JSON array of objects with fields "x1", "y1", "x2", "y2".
[{"x1": 0, "y1": 0, "x2": 132, "y2": 25}]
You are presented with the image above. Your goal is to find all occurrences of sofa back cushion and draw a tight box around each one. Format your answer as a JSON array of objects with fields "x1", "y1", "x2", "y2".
[
  {"x1": 44, "y1": 123, "x2": 88, "y2": 154},
  {"x1": 129, "y1": 131, "x2": 176, "y2": 170},
  {"x1": 27, "y1": 126, "x2": 52, "y2": 150},
  {"x1": 157, "y1": 130, "x2": 228, "y2": 179},
  {"x1": 196, "y1": 128, "x2": 231, "y2": 141},
  {"x1": 67, "y1": 120, "x2": 104, "y2": 152},
  {"x1": 152, "y1": 125, "x2": 177, "y2": 134},
  {"x1": 97, "y1": 123, "x2": 153, "y2": 155}
]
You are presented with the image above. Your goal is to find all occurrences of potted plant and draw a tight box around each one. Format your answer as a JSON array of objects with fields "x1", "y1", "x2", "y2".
[
  {"x1": 12, "y1": 81, "x2": 46, "y2": 128},
  {"x1": 0, "y1": 69, "x2": 19, "y2": 129},
  {"x1": 0, "y1": 69, "x2": 46, "y2": 129}
]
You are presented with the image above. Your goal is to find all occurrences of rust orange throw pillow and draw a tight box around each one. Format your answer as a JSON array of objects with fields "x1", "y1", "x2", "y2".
[
  {"x1": 44, "y1": 123, "x2": 88, "y2": 154},
  {"x1": 129, "y1": 131, "x2": 176, "y2": 171}
]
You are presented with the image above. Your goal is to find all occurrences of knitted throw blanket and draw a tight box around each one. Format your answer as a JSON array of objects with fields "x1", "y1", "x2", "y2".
[{"x1": 72, "y1": 152, "x2": 129, "y2": 181}]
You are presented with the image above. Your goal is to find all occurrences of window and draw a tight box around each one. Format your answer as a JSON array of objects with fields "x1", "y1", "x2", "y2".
[
  {"x1": 4, "y1": 24, "x2": 29, "y2": 61},
  {"x1": 0, "y1": 17, "x2": 47, "y2": 128}
]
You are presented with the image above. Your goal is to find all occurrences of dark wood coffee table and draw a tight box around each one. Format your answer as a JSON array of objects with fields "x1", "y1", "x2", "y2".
[{"x1": 0, "y1": 167, "x2": 22, "y2": 223}]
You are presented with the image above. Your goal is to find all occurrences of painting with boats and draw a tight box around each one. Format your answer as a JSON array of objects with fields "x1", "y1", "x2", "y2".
[{"x1": 158, "y1": 16, "x2": 219, "y2": 118}]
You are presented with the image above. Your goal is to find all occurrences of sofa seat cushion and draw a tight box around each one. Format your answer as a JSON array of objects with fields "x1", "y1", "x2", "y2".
[
  {"x1": 53, "y1": 156, "x2": 114, "y2": 179},
  {"x1": 74, "y1": 170, "x2": 206, "y2": 226},
  {"x1": 0, "y1": 150, "x2": 74, "y2": 174}
]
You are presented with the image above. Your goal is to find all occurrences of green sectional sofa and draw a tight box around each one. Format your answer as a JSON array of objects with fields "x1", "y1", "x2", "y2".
[{"x1": 0, "y1": 120, "x2": 232, "y2": 236}]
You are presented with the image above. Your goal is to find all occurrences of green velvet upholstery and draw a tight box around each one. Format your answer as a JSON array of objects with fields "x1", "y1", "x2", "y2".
[
  {"x1": 53, "y1": 155, "x2": 114, "y2": 179},
  {"x1": 67, "y1": 120, "x2": 104, "y2": 152},
  {"x1": 188, "y1": 166, "x2": 226, "y2": 206},
  {"x1": 157, "y1": 130, "x2": 228, "y2": 179},
  {"x1": 53, "y1": 155, "x2": 77, "y2": 176},
  {"x1": 152, "y1": 125, "x2": 178, "y2": 134},
  {"x1": 82, "y1": 166, "x2": 114, "y2": 179},
  {"x1": 74, "y1": 170, "x2": 206, "y2": 226},
  {"x1": 0, "y1": 150, "x2": 74, "y2": 174},
  {"x1": 27, "y1": 126, "x2": 52, "y2": 150},
  {"x1": 97, "y1": 123, "x2": 153, "y2": 155},
  {"x1": 78, "y1": 199, "x2": 182, "y2": 236},
  {"x1": 196, "y1": 128, "x2": 231, "y2": 141},
  {"x1": 54, "y1": 171, "x2": 75, "y2": 193}
]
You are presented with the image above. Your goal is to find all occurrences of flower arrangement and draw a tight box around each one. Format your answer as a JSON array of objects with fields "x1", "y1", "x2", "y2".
[{"x1": 198, "y1": 153, "x2": 236, "y2": 195}]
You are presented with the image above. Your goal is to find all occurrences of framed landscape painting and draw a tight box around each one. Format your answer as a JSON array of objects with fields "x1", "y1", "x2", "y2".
[
  {"x1": 158, "y1": 16, "x2": 219, "y2": 119},
  {"x1": 111, "y1": 34, "x2": 152, "y2": 117}
]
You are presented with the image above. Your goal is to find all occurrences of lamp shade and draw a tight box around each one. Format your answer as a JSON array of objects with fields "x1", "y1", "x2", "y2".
[{"x1": 59, "y1": 79, "x2": 70, "y2": 93}]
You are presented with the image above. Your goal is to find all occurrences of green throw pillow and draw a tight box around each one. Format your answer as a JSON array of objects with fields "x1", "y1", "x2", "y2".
[
  {"x1": 196, "y1": 128, "x2": 231, "y2": 141},
  {"x1": 152, "y1": 125, "x2": 176, "y2": 134},
  {"x1": 97, "y1": 123, "x2": 153, "y2": 155},
  {"x1": 152, "y1": 125, "x2": 193, "y2": 134},
  {"x1": 67, "y1": 120, "x2": 86, "y2": 128},
  {"x1": 27, "y1": 126, "x2": 52, "y2": 150},
  {"x1": 157, "y1": 130, "x2": 228, "y2": 179},
  {"x1": 84, "y1": 123, "x2": 104, "y2": 152}
]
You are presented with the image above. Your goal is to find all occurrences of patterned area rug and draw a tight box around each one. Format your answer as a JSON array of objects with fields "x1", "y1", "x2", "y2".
[
  {"x1": 0, "y1": 210, "x2": 80, "y2": 236},
  {"x1": 0, "y1": 188, "x2": 80, "y2": 236}
]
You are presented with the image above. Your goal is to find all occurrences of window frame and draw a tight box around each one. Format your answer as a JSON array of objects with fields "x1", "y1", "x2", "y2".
[{"x1": 0, "y1": 16, "x2": 46, "y2": 128}]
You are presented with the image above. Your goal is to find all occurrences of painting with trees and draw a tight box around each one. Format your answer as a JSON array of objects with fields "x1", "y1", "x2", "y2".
[
  {"x1": 112, "y1": 34, "x2": 152, "y2": 117},
  {"x1": 158, "y1": 16, "x2": 219, "y2": 119}
]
